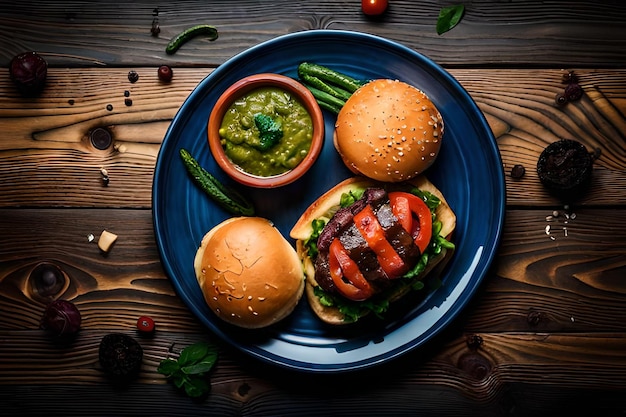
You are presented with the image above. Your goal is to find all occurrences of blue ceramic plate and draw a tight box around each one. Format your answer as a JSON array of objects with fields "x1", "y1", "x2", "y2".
[{"x1": 153, "y1": 30, "x2": 505, "y2": 372}]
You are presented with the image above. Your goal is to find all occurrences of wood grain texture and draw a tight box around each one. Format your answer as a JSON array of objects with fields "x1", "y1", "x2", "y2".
[
  {"x1": 2, "y1": 2, "x2": 626, "y2": 415},
  {"x1": 0, "y1": 68, "x2": 624, "y2": 208},
  {"x1": 0, "y1": 329, "x2": 625, "y2": 416},
  {"x1": 1, "y1": 0, "x2": 625, "y2": 68}
]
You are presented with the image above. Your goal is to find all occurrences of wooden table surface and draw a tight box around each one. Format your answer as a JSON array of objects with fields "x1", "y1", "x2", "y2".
[{"x1": 1, "y1": 1, "x2": 626, "y2": 416}]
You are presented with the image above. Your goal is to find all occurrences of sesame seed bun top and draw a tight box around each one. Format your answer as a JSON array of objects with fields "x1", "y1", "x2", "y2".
[{"x1": 334, "y1": 79, "x2": 444, "y2": 182}]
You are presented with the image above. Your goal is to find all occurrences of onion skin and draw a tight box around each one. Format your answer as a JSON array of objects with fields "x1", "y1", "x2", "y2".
[{"x1": 41, "y1": 299, "x2": 82, "y2": 337}]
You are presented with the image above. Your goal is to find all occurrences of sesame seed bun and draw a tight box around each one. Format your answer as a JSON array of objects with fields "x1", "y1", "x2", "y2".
[
  {"x1": 334, "y1": 79, "x2": 444, "y2": 182},
  {"x1": 193, "y1": 217, "x2": 304, "y2": 329}
]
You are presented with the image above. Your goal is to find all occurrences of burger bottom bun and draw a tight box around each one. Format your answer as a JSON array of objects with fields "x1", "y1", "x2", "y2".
[{"x1": 194, "y1": 217, "x2": 305, "y2": 329}]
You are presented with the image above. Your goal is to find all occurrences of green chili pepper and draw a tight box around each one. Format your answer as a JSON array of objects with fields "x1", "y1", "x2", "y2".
[
  {"x1": 166, "y1": 25, "x2": 219, "y2": 55},
  {"x1": 179, "y1": 148, "x2": 255, "y2": 216}
]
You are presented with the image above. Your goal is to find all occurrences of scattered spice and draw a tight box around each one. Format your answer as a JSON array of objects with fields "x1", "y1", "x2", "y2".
[
  {"x1": 564, "y1": 83, "x2": 583, "y2": 101},
  {"x1": 124, "y1": 90, "x2": 130, "y2": 97},
  {"x1": 100, "y1": 167, "x2": 110, "y2": 186},
  {"x1": 510, "y1": 164, "x2": 525, "y2": 179},
  {"x1": 466, "y1": 334, "x2": 483, "y2": 350},
  {"x1": 128, "y1": 70, "x2": 139, "y2": 83},
  {"x1": 106, "y1": 104, "x2": 113, "y2": 111},
  {"x1": 124, "y1": 98, "x2": 133, "y2": 106},
  {"x1": 554, "y1": 92, "x2": 568, "y2": 106},
  {"x1": 87, "y1": 233, "x2": 95, "y2": 243},
  {"x1": 555, "y1": 70, "x2": 583, "y2": 106},
  {"x1": 158, "y1": 65, "x2": 173, "y2": 82},
  {"x1": 562, "y1": 71, "x2": 579, "y2": 84},
  {"x1": 68, "y1": 99, "x2": 75, "y2": 105},
  {"x1": 544, "y1": 206, "x2": 577, "y2": 240},
  {"x1": 151, "y1": 6, "x2": 160, "y2": 36}
]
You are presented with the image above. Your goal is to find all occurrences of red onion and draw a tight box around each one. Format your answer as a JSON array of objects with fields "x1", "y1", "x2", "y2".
[
  {"x1": 41, "y1": 299, "x2": 82, "y2": 337},
  {"x1": 9, "y1": 51, "x2": 48, "y2": 96}
]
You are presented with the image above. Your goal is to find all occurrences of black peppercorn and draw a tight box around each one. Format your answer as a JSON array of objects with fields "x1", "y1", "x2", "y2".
[
  {"x1": 158, "y1": 65, "x2": 173, "y2": 82},
  {"x1": 510, "y1": 164, "x2": 525, "y2": 179},
  {"x1": 564, "y1": 83, "x2": 583, "y2": 101},
  {"x1": 562, "y1": 71, "x2": 579, "y2": 85},
  {"x1": 554, "y1": 92, "x2": 568, "y2": 106},
  {"x1": 124, "y1": 98, "x2": 133, "y2": 106},
  {"x1": 128, "y1": 70, "x2": 139, "y2": 83}
]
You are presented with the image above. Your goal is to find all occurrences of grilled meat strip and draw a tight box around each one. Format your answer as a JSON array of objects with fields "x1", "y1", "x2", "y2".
[{"x1": 313, "y1": 188, "x2": 422, "y2": 296}]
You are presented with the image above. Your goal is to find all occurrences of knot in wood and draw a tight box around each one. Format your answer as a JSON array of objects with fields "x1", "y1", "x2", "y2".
[
  {"x1": 90, "y1": 127, "x2": 112, "y2": 150},
  {"x1": 457, "y1": 352, "x2": 492, "y2": 381},
  {"x1": 527, "y1": 310, "x2": 542, "y2": 326},
  {"x1": 28, "y1": 262, "x2": 69, "y2": 300}
]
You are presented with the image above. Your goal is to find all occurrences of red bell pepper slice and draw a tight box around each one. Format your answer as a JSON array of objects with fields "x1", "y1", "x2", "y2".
[
  {"x1": 388, "y1": 191, "x2": 433, "y2": 254},
  {"x1": 353, "y1": 204, "x2": 406, "y2": 278},
  {"x1": 329, "y1": 238, "x2": 374, "y2": 301}
]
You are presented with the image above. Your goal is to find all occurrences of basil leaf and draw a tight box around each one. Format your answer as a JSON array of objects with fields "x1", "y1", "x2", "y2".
[
  {"x1": 182, "y1": 360, "x2": 215, "y2": 375},
  {"x1": 185, "y1": 377, "x2": 211, "y2": 398},
  {"x1": 178, "y1": 342, "x2": 209, "y2": 366},
  {"x1": 156, "y1": 358, "x2": 180, "y2": 377},
  {"x1": 437, "y1": 4, "x2": 465, "y2": 35}
]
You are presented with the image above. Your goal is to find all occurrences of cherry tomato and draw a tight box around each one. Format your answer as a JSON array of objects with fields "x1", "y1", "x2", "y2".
[
  {"x1": 361, "y1": 0, "x2": 388, "y2": 16},
  {"x1": 329, "y1": 238, "x2": 374, "y2": 301},
  {"x1": 389, "y1": 192, "x2": 433, "y2": 254},
  {"x1": 136, "y1": 315, "x2": 155, "y2": 333}
]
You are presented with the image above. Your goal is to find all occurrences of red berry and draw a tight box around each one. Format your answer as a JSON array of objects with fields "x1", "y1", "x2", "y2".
[
  {"x1": 136, "y1": 316, "x2": 155, "y2": 333},
  {"x1": 158, "y1": 65, "x2": 173, "y2": 82}
]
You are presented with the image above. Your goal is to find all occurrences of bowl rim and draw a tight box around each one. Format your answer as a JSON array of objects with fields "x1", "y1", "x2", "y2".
[{"x1": 207, "y1": 73, "x2": 324, "y2": 188}]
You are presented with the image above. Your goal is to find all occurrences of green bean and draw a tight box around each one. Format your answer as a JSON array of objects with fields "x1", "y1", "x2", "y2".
[
  {"x1": 166, "y1": 25, "x2": 219, "y2": 55},
  {"x1": 298, "y1": 62, "x2": 365, "y2": 94},
  {"x1": 179, "y1": 148, "x2": 255, "y2": 216},
  {"x1": 299, "y1": 73, "x2": 353, "y2": 102},
  {"x1": 305, "y1": 86, "x2": 346, "y2": 115}
]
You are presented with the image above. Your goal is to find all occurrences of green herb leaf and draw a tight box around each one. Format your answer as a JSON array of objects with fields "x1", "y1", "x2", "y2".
[
  {"x1": 156, "y1": 358, "x2": 180, "y2": 377},
  {"x1": 157, "y1": 341, "x2": 218, "y2": 399},
  {"x1": 437, "y1": 4, "x2": 465, "y2": 35},
  {"x1": 178, "y1": 342, "x2": 210, "y2": 366},
  {"x1": 185, "y1": 377, "x2": 211, "y2": 398},
  {"x1": 182, "y1": 361, "x2": 215, "y2": 375}
]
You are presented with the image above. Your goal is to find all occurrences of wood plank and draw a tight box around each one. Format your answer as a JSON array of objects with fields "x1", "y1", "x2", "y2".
[
  {"x1": 0, "y1": 329, "x2": 624, "y2": 416},
  {"x1": 1, "y1": 1, "x2": 625, "y2": 67},
  {"x1": 1, "y1": 68, "x2": 624, "y2": 208},
  {"x1": 1, "y1": 208, "x2": 624, "y2": 334}
]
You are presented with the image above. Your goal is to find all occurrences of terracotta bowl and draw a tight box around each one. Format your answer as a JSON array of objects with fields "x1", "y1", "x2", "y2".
[{"x1": 207, "y1": 73, "x2": 324, "y2": 188}]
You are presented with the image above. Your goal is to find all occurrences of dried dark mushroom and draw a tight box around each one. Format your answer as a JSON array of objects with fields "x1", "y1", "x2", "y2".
[
  {"x1": 99, "y1": 333, "x2": 143, "y2": 378},
  {"x1": 536, "y1": 139, "x2": 593, "y2": 201}
]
